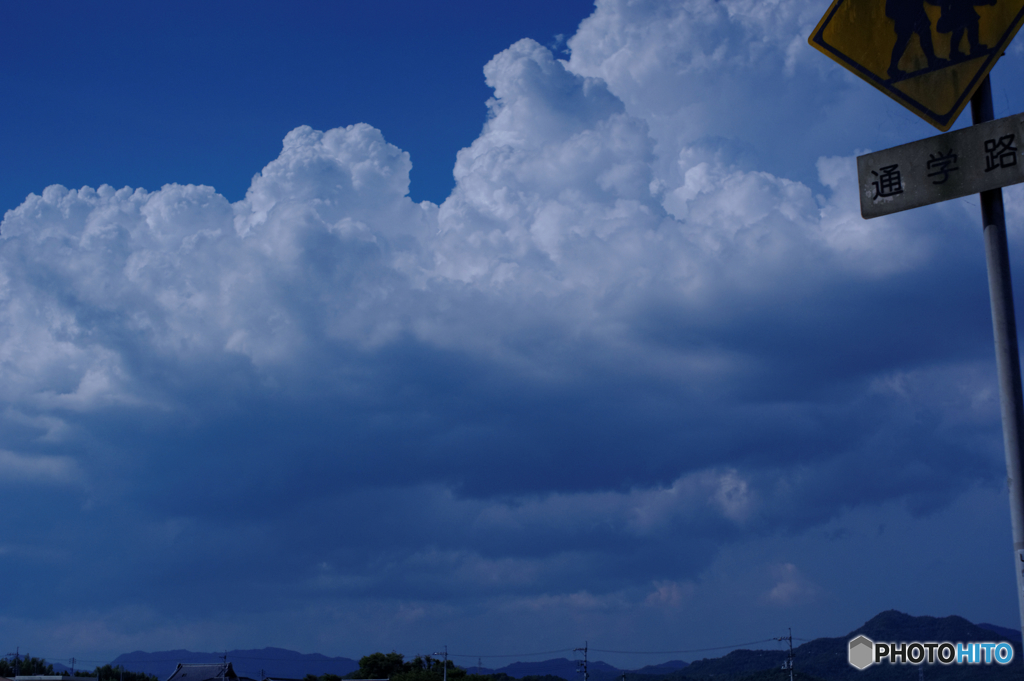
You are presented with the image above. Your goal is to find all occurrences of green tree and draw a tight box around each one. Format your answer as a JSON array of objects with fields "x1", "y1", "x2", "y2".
[
  {"x1": 86, "y1": 664, "x2": 159, "y2": 681},
  {"x1": 393, "y1": 656, "x2": 491, "y2": 681},
  {"x1": 0, "y1": 655, "x2": 55, "y2": 676},
  {"x1": 350, "y1": 653, "x2": 411, "y2": 680},
  {"x1": 393, "y1": 657, "x2": 450, "y2": 681},
  {"x1": 347, "y1": 653, "x2": 495, "y2": 681},
  {"x1": 1, "y1": 655, "x2": 55, "y2": 676}
]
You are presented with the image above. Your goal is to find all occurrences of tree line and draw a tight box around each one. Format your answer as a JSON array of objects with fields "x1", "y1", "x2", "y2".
[
  {"x1": 0, "y1": 658, "x2": 157, "y2": 681},
  {"x1": 3, "y1": 651, "x2": 560, "y2": 681},
  {"x1": 0, "y1": 656, "x2": 54, "y2": 677},
  {"x1": 302, "y1": 652, "x2": 563, "y2": 681}
]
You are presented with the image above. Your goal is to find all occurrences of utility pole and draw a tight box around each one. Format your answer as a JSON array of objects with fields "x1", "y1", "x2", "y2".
[
  {"x1": 7, "y1": 648, "x2": 21, "y2": 677},
  {"x1": 71, "y1": 658, "x2": 76, "y2": 675},
  {"x1": 971, "y1": 76, "x2": 1024, "y2": 645},
  {"x1": 432, "y1": 646, "x2": 448, "y2": 681},
  {"x1": 574, "y1": 643, "x2": 588, "y2": 681},
  {"x1": 776, "y1": 629, "x2": 794, "y2": 681}
]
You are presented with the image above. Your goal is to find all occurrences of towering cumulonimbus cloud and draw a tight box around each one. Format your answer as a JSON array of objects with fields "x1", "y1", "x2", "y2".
[{"x1": 0, "y1": 0, "x2": 1019, "y2": 658}]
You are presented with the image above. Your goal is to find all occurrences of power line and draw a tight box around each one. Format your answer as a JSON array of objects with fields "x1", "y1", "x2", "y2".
[
  {"x1": 588, "y1": 639, "x2": 779, "y2": 655},
  {"x1": 19, "y1": 654, "x2": 361, "y2": 665},
  {"x1": 448, "y1": 649, "x2": 574, "y2": 659}
]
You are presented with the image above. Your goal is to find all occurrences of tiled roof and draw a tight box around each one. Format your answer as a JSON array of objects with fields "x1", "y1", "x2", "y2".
[{"x1": 165, "y1": 664, "x2": 238, "y2": 681}]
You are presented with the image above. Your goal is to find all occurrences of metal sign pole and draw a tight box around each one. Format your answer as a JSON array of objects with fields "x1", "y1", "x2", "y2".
[{"x1": 970, "y1": 75, "x2": 1024, "y2": 646}]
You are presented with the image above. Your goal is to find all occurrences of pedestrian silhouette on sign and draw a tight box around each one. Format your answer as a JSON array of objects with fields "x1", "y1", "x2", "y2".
[
  {"x1": 936, "y1": 0, "x2": 997, "y2": 59},
  {"x1": 887, "y1": 0, "x2": 947, "y2": 80}
]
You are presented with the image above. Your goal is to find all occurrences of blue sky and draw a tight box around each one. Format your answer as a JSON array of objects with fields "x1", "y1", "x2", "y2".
[
  {"x1": 0, "y1": 0, "x2": 592, "y2": 208},
  {"x1": 4, "y1": 0, "x2": 1024, "y2": 670}
]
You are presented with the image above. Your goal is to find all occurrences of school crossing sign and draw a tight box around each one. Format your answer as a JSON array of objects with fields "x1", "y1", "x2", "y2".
[{"x1": 809, "y1": 0, "x2": 1024, "y2": 130}]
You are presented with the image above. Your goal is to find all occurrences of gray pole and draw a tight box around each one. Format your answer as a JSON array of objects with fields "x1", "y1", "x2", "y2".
[
  {"x1": 970, "y1": 75, "x2": 1024, "y2": 646},
  {"x1": 433, "y1": 646, "x2": 447, "y2": 681},
  {"x1": 573, "y1": 643, "x2": 588, "y2": 681},
  {"x1": 788, "y1": 629, "x2": 793, "y2": 681}
]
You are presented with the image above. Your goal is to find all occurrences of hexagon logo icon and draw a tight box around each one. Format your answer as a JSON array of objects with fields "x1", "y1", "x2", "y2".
[{"x1": 849, "y1": 635, "x2": 874, "y2": 670}]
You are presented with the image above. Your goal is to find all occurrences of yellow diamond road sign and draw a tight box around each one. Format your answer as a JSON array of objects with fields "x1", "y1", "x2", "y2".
[{"x1": 809, "y1": 0, "x2": 1024, "y2": 131}]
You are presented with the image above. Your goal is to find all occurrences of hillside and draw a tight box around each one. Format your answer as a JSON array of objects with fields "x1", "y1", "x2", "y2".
[
  {"x1": 106, "y1": 612, "x2": 1024, "y2": 681},
  {"x1": 668, "y1": 611, "x2": 1024, "y2": 681}
]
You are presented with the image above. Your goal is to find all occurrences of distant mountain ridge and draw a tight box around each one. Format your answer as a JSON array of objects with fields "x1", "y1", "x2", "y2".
[
  {"x1": 630, "y1": 662, "x2": 688, "y2": 675},
  {"x1": 978, "y1": 622, "x2": 1024, "y2": 644},
  {"x1": 485, "y1": 659, "x2": 623, "y2": 681},
  {"x1": 106, "y1": 613, "x2": 1024, "y2": 681},
  {"x1": 111, "y1": 647, "x2": 358, "y2": 681}
]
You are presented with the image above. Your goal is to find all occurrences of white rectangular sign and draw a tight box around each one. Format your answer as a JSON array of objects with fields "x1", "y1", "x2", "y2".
[{"x1": 858, "y1": 113, "x2": 1024, "y2": 219}]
